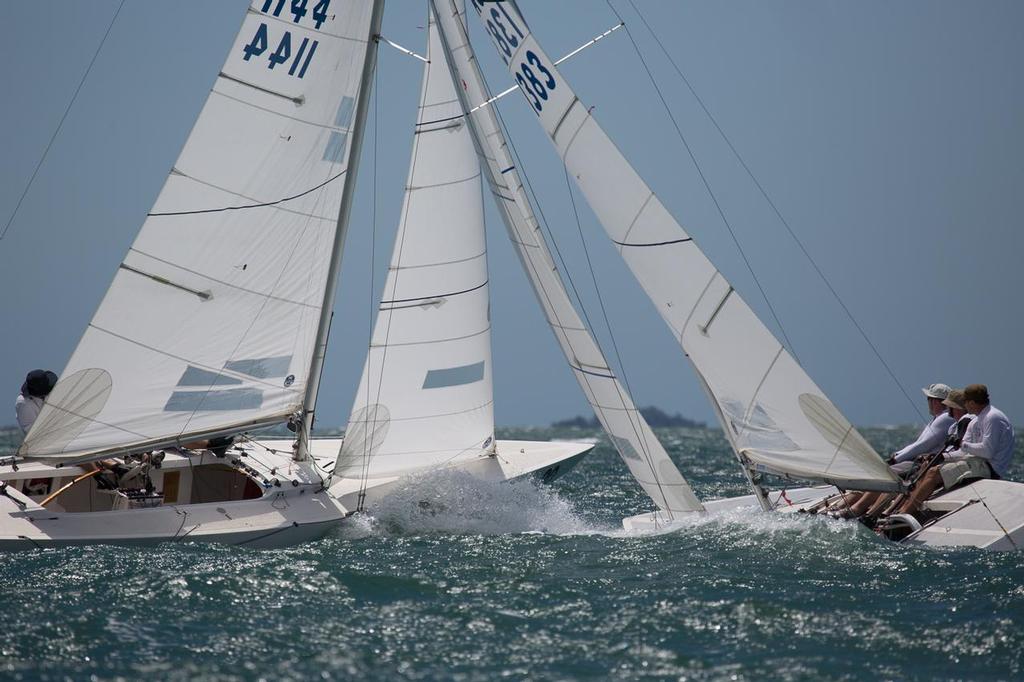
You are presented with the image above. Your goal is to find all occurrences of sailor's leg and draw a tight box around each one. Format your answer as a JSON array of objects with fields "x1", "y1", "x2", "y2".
[
  {"x1": 897, "y1": 468, "x2": 941, "y2": 514},
  {"x1": 847, "y1": 492, "x2": 882, "y2": 517},
  {"x1": 865, "y1": 493, "x2": 896, "y2": 518}
]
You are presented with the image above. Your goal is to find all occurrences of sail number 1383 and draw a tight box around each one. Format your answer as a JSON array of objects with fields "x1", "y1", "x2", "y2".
[{"x1": 516, "y1": 51, "x2": 556, "y2": 115}]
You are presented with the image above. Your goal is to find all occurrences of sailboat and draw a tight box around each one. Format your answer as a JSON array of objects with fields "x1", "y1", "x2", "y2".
[
  {"x1": 427, "y1": 0, "x2": 1023, "y2": 551},
  {"x1": 0, "y1": 0, "x2": 594, "y2": 549}
]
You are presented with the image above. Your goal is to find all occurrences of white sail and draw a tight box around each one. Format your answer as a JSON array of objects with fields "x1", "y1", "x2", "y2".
[
  {"x1": 470, "y1": 1, "x2": 899, "y2": 492},
  {"x1": 21, "y1": 1, "x2": 380, "y2": 463},
  {"x1": 333, "y1": 8, "x2": 494, "y2": 482},
  {"x1": 430, "y1": 0, "x2": 702, "y2": 514}
]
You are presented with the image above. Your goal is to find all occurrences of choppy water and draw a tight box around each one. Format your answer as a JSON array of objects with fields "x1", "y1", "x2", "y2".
[{"x1": 1, "y1": 426, "x2": 1022, "y2": 681}]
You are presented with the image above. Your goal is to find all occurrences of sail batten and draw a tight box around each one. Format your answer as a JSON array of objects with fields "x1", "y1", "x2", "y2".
[
  {"x1": 471, "y1": 0, "x2": 898, "y2": 491},
  {"x1": 20, "y1": 1, "x2": 380, "y2": 464},
  {"x1": 431, "y1": 0, "x2": 703, "y2": 515}
]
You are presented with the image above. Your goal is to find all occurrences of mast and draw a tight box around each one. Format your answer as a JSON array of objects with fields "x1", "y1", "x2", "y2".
[{"x1": 296, "y1": 0, "x2": 386, "y2": 462}]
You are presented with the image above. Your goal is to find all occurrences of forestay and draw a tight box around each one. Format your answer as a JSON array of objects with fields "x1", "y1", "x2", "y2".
[
  {"x1": 431, "y1": 0, "x2": 702, "y2": 514},
  {"x1": 21, "y1": 1, "x2": 378, "y2": 464},
  {"x1": 333, "y1": 7, "x2": 494, "y2": 481},
  {"x1": 472, "y1": 1, "x2": 898, "y2": 492}
]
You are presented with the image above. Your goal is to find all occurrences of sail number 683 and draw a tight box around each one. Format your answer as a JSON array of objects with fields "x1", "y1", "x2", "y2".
[{"x1": 516, "y1": 51, "x2": 556, "y2": 114}]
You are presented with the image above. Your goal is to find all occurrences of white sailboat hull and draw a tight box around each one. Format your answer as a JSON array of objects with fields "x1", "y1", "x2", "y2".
[
  {"x1": 0, "y1": 439, "x2": 592, "y2": 550},
  {"x1": 623, "y1": 479, "x2": 1024, "y2": 551},
  {"x1": 318, "y1": 438, "x2": 593, "y2": 510},
  {"x1": 621, "y1": 486, "x2": 837, "y2": 532}
]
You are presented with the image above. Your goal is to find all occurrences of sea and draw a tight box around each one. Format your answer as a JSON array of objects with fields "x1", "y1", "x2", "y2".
[{"x1": 1, "y1": 426, "x2": 1022, "y2": 681}]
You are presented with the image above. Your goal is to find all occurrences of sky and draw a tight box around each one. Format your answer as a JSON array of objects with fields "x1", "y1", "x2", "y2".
[{"x1": 1, "y1": 1, "x2": 1022, "y2": 430}]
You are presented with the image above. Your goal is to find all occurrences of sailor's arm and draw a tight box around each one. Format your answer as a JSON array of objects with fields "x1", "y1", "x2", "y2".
[
  {"x1": 959, "y1": 417, "x2": 996, "y2": 461},
  {"x1": 893, "y1": 421, "x2": 946, "y2": 463}
]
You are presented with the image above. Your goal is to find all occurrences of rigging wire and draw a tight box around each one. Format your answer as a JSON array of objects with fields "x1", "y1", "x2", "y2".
[
  {"x1": 619, "y1": 0, "x2": 924, "y2": 421},
  {"x1": 487, "y1": 90, "x2": 676, "y2": 513},
  {"x1": 559, "y1": 166, "x2": 676, "y2": 509},
  {"x1": 356, "y1": 48, "x2": 385, "y2": 512},
  {"x1": 603, "y1": 0, "x2": 801, "y2": 365},
  {"x1": 1, "y1": 0, "x2": 127, "y2": 241}
]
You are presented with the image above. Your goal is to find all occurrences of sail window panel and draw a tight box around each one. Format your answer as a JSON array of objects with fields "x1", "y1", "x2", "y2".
[
  {"x1": 423, "y1": 362, "x2": 486, "y2": 389},
  {"x1": 340, "y1": 344, "x2": 493, "y2": 479},
  {"x1": 25, "y1": 330, "x2": 301, "y2": 459},
  {"x1": 560, "y1": 116, "x2": 654, "y2": 243},
  {"x1": 364, "y1": 338, "x2": 491, "y2": 403},
  {"x1": 177, "y1": 367, "x2": 243, "y2": 387},
  {"x1": 164, "y1": 388, "x2": 264, "y2": 412}
]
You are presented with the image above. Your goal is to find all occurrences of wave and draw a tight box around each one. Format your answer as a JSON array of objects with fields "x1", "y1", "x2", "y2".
[{"x1": 349, "y1": 469, "x2": 609, "y2": 537}]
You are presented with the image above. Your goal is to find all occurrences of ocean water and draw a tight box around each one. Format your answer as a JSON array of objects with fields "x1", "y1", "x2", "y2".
[{"x1": 1, "y1": 426, "x2": 1022, "y2": 681}]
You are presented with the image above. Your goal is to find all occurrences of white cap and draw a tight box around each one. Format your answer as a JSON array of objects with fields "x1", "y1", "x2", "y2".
[{"x1": 922, "y1": 383, "x2": 952, "y2": 400}]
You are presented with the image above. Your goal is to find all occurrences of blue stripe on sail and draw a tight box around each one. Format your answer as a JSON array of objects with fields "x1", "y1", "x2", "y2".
[
  {"x1": 164, "y1": 388, "x2": 263, "y2": 412},
  {"x1": 422, "y1": 362, "x2": 485, "y2": 389},
  {"x1": 177, "y1": 366, "x2": 242, "y2": 387},
  {"x1": 334, "y1": 96, "x2": 355, "y2": 128},
  {"x1": 323, "y1": 131, "x2": 348, "y2": 163},
  {"x1": 224, "y1": 356, "x2": 291, "y2": 379}
]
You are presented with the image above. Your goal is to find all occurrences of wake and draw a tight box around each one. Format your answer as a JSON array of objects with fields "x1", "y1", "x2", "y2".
[{"x1": 343, "y1": 469, "x2": 611, "y2": 537}]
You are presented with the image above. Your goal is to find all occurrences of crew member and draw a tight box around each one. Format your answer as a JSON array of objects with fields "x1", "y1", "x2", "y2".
[{"x1": 15, "y1": 369, "x2": 58, "y2": 434}]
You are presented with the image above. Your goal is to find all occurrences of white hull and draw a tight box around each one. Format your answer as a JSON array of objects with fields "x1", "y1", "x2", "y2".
[
  {"x1": 0, "y1": 439, "x2": 592, "y2": 550},
  {"x1": 623, "y1": 479, "x2": 1024, "y2": 551}
]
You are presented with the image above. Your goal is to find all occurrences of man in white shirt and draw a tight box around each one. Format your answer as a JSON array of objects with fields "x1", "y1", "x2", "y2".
[
  {"x1": 838, "y1": 383, "x2": 953, "y2": 518},
  {"x1": 15, "y1": 369, "x2": 57, "y2": 434},
  {"x1": 900, "y1": 384, "x2": 1015, "y2": 513},
  {"x1": 941, "y1": 384, "x2": 1014, "y2": 484}
]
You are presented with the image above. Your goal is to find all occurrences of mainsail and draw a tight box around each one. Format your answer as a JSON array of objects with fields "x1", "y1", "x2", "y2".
[
  {"x1": 470, "y1": 1, "x2": 899, "y2": 492},
  {"x1": 431, "y1": 0, "x2": 702, "y2": 514},
  {"x1": 333, "y1": 7, "x2": 495, "y2": 482},
  {"x1": 21, "y1": 1, "x2": 381, "y2": 463}
]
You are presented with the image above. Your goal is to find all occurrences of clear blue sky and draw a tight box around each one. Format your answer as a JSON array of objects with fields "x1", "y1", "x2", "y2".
[{"x1": 1, "y1": 1, "x2": 1022, "y2": 429}]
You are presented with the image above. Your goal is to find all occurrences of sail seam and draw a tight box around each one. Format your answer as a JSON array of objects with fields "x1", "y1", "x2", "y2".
[
  {"x1": 735, "y1": 346, "x2": 785, "y2": 444},
  {"x1": 378, "y1": 279, "x2": 487, "y2": 306},
  {"x1": 348, "y1": 400, "x2": 494, "y2": 424},
  {"x1": 612, "y1": 237, "x2": 693, "y2": 248},
  {"x1": 128, "y1": 249, "x2": 320, "y2": 310},
  {"x1": 388, "y1": 249, "x2": 486, "y2": 271},
  {"x1": 617, "y1": 192, "x2": 656, "y2": 246},
  {"x1": 87, "y1": 324, "x2": 306, "y2": 392},
  {"x1": 557, "y1": 105, "x2": 590, "y2": 161},
  {"x1": 406, "y1": 171, "x2": 481, "y2": 191},
  {"x1": 551, "y1": 97, "x2": 581, "y2": 141},
  {"x1": 699, "y1": 286, "x2": 734, "y2": 335},
  {"x1": 210, "y1": 89, "x2": 350, "y2": 132},
  {"x1": 680, "y1": 272, "x2": 720, "y2": 339},
  {"x1": 569, "y1": 363, "x2": 616, "y2": 379},
  {"x1": 413, "y1": 122, "x2": 464, "y2": 135},
  {"x1": 148, "y1": 169, "x2": 343, "y2": 219},
  {"x1": 369, "y1": 325, "x2": 490, "y2": 348}
]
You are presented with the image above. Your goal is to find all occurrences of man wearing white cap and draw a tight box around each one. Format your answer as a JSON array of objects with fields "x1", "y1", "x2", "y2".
[
  {"x1": 836, "y1": 382, "x2": 954, "y2": 518},
  {"x1": 888, "y1": 383, "x2": 956, "y2": 473}
]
